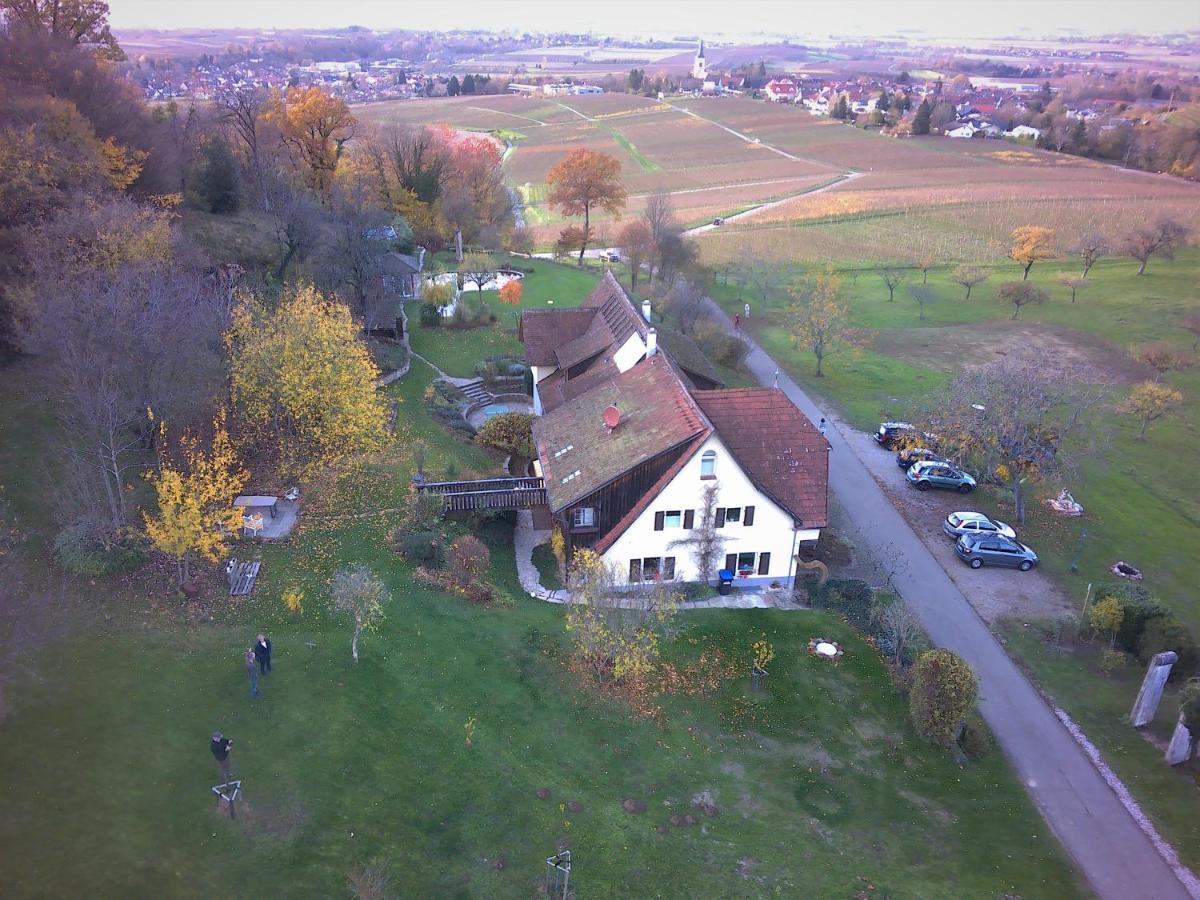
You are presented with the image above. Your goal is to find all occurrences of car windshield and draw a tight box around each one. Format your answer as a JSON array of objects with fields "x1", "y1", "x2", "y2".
[{"x1": 948, "y1": 513, "x2": 965, "y2": 526}]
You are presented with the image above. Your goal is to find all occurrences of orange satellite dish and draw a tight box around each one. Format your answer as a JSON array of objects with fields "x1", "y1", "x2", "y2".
[{"x1": 603, "y1": 405, "x2": 621, "y2": 430}]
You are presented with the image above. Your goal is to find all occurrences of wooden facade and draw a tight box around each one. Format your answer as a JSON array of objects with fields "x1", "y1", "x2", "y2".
[{"x1": 561, "y1": 442, "x2": 692, "y2": 556}]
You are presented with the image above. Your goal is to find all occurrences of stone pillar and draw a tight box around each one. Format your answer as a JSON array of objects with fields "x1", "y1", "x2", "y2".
[
  {"x1": 1130, "y1": 651, "x2": 1177, "y2": 728},
  {"x1": 1165, "y1": 715, "x2": 1194, "y2": 766}
]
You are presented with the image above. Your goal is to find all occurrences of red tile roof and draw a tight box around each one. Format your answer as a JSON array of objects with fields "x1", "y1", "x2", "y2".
[
  {"x1": 694, "y1": 388, "x2": 829, "y2": 528},
  {"x1": 519, "y1": 308, "x2": 595, "y2": 367}
]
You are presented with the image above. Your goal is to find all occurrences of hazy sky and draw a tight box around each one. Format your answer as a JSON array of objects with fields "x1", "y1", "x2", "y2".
[{"x1": 106, "y1": 0, "x2": 1200, "y2": 41}]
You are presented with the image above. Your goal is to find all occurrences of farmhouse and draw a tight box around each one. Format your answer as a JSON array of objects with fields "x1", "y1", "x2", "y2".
[
  {"x1": 1005, "y1": 124, "x2": 1042, "y2": 139},
  {"x1": 520, "y1": 273, "x2": 829, "y2": 587}
]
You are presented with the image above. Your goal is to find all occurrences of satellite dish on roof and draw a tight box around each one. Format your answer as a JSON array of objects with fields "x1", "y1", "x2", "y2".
[{"x1": 603, "y1": 405, "x2": 621, "y2": 432}]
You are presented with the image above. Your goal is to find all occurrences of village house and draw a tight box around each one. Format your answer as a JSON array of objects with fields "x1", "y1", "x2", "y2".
[
  {"x1": 519, "y1": 273, "x2": 829, "y2": 587},
  {"x1": 764, "y1": 77, "x2": 798, "y2": 102}
]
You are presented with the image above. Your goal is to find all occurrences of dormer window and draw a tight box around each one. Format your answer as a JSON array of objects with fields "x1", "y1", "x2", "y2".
[{"x1": 700, "y1": 450, "x2": 716, "y2": 479}]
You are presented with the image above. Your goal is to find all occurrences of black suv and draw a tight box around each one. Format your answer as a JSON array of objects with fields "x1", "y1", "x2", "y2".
[{"x1": 873, "y1": 422, "x2": 915, "y2": 450}]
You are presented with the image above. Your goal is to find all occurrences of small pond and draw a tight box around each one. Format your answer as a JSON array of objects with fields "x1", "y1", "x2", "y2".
[{"x1": 465, "y1": 396, "x2": 534, "y2": 429}]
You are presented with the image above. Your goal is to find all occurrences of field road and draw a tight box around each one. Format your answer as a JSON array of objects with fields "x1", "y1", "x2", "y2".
[
  {"x1": 703, "y1": 297, "x2": 1196, "y2": 900},
  {"x1": 683, "y1": 171, "x2": 861, "y2": 235}
]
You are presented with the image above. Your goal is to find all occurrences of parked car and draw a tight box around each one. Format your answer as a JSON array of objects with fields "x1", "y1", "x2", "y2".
[
  {"x1": 954, "y1": 532, "x2": 1039, "y2": 570},
  {"x1": 601, "y1": 250, "x2": 621, "y2": 263},
  {"x1": 873, "y1": 421, "x2": 915, "y2": 449},
  {"x1": 897, "y1": 447, "x2": 949, "y2": 470},
  {"x1": 905, "y1": 460, "x2": 976, "y2": 493},
  {"x1": 712, "y1": 217, "x2": 725, "y2": 226},
  {"x1": 943, "y1": 511, "x2": 1016, "y2": 541}
]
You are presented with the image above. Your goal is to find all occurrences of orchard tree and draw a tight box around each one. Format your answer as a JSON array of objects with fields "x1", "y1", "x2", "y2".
[
  {"x1": 909, "y1": 357, "x2": 1106, "y2": 522},
  {"x1": 913, "y1": 254, "x2": 935, "y2": 284},
  {"x1": 1071, "y1": 233, "x2": 1107, "y2": 279},
  {"x1": 788, "y1": 268, "x2": 853, "y2": 376},
  {"x1": 332, "y1": 565, "x2": 389, "y2": 663},
  {"x1": 1008, "y1": 226, "x2": 1056, "y2": 280},
  {"x1": 546, "y1": 148, "x2": 627, "y2": 263},
  {"x1": 143, "y1": 411, "x2": 248, "y2": 585},
  {"x1": 910, "y1": 650, "x2": 978, "y2": 748},
  {"x1": 907, "y1": 284, "x2": 936, "y2": 320},
  {"x1": 1132, "y1": 341, "x2": 1192, "y2": 382},
  {"x1": 998, "y1": 281, "x2": 1047, "y2": 319},
  {"x1": 1117, "y1": 381, "x2": 1184, "y2": 440},
  {"x1": 951, "y1": 265, "x2": 988, "y2": 300},
  {"x1": 1124, "y1": 218, "x2": 1188, "y2": 275},
  {"x1": 1054, "y1": 273, "x2": 1088, "y2": 304},
  {"x1": 458, "y1": 250, "x2": 495, "y2": 295},
  {"x1": 227, "y1": 284, "x2": 389, "y2": 480},
  {"x1": 878, "y1": 265, "x2": 907, "y2": 302}
]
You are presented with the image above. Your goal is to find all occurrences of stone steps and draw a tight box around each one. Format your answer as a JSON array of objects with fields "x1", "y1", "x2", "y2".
[{"x1": 460, "y1": 379, "x2": 493, "y2": 403}]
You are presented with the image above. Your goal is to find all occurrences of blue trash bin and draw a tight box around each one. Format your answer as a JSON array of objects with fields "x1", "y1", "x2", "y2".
[{"x1": 717, "y1": 569, "x2": 734, "y2": 595}]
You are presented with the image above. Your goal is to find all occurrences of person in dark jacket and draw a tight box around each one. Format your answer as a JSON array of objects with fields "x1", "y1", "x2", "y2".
[
  {"x1": 211, "y1": 732, "x2": 233, "y2": 784},
  {"x1": 245, "y1": 648, "x2": 258, "y2": 698},
  {"x1": 254, "y1": 634, "x2": 272, "y2": 675}
]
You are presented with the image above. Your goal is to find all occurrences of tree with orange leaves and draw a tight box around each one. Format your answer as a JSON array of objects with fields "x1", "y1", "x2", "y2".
[
  {"x1": 498, "y1": 280, "x2": 523, "y2": 305},
  {"x1": 1008, "y1": 226, "x2": 1056, "y2": 280},
  {"x1": 268, "y1": 86, "x2": 355, "y2": 199},
  {"x1": 546, "y1": 148, "x2": 626, "y2": 263}
]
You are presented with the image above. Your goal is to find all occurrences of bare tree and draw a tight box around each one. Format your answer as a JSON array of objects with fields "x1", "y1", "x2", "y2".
[
  {"x1": 1070, "y1": 233, "x2": 1107, "y2": 279},
  {"x1": 659, "y1": 277, "x2": 705, "y2": 334},
  {"x1": 263, "y1": 169, "x2": 320, "y2": 281},
  {"x1": 878, "y1": 265, "x2": 907, "y2": 302},
  {"x1": 909, "y1": 357, "x2": 1106, "y2": 522},
  {"x1": 950, "y1": 265, "x2": 988, "y2": 300},
  {"x1": 218, "y1": 84, "x2": 274, "y2": 210},
  {"x1": 907, "y1": 284, "x2": 936, "y2": 320},
  {"x1": 1182, "y1": 311, "x2": 1200, "y2": 352},
  {"x1": 997, "y1": 281, "x2": 1048, "y2": 319},
  {"x1": 332, "y1": 565, "x2": 390, "y2": 663},
  {"x1": 458, "y1": 250, "x2": 495, "y2": 296},
  {"x1": 642, "y1": 190, "x2": 681, "y2": 282},
  {"x1": 669, "y1": 482, "x2": 727, "y2": 585},
  {"x1": 873, "y1": 596, "x2": 924, "y2": 667},
  {"x1": 1124, "y1": 218, "x2": 1188, "y2": 275},
  {"x1": 1054, "y1": 273, "x2": 1088, "y2": 304},
  {"x1": 320, "y1": 190, "x2": 393, "y2": 328}
]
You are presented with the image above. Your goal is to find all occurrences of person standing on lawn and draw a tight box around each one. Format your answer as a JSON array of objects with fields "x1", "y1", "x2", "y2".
[
  {"x1": 254, "y1": 634, "x2": 272, "y2": 675},
  {"x1": 244, "y1": 649, "x2": 258, "y2": 698},
  {"x1": 211, "y1": 732, "x2": 233, "y2": 783}
]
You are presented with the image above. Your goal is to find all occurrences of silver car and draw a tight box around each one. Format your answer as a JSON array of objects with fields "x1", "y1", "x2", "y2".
[
  {"x1": 943, "y1": 512, "x2": 1016, "y2": 541},
  {"x1": 954, "y1": 533, "x2": 1039, "y2": 571}
]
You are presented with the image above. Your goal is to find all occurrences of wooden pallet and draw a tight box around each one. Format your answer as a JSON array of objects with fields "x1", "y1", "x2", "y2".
[{"x1": 229, "y1": 560, "x2": 262, "y2": 596}]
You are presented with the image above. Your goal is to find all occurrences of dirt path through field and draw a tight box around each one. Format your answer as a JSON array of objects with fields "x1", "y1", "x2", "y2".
[{"x1": 684, "y1": 171, "x2": 862, "y2": 235}]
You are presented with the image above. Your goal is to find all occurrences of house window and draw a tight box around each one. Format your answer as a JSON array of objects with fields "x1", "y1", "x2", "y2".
[
  {"x1": 736, "y1": 551, "x2": 756, "y2": 573},
  {"x1": 572, "y1": 507, "x2": 595, "y2": 529},
  {"x1": 700, "y1": 450, "x2": 716, "y2": 478},
  {"x1": 642, "y1": 557, "x2": 661, "y2": 581},
  {"x1": 663, "y1": 510, "x2": 682, "y2": 528},
  {"x1": 631, "y1": 557, "x2": 675, "y2": 582},
  {"x1": 724, "y1": 507, "x2": 741, "y2": 524}
]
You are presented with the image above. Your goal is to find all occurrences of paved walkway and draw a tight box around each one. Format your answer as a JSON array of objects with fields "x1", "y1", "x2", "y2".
[{"x1": 704, "y1": 296, "x2": 1194, "y2": 900}]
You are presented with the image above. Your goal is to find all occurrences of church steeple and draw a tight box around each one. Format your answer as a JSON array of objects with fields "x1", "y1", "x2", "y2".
[{"x1": 692, "y1": 39, "x2": 707, "y2": 80}]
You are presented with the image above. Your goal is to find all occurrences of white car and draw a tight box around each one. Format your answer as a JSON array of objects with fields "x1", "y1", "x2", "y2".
[{"x1": 942, "y1": 511, "x2": 1016, "y2": 541}]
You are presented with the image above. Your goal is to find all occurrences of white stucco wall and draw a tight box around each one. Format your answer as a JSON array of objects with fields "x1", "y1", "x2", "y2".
[
  {"x1": 531, "y1": 364, "x2": 557, "y2": 416},
  {"x1": 600, "y1": 433, "x2": 819, "y2": 587}
]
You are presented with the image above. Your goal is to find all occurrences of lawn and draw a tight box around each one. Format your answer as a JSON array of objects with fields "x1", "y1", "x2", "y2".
[
  {"x1": 707, "y1": 247, "x2": 1200, "y2": 875},
  {"x1": 407, "y1": 257, "x2": 600, "y2": 378}
]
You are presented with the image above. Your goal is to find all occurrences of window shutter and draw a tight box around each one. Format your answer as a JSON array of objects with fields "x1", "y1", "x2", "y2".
[
  {"x1": 654, "y1": 511, "x2": 665, "y2": 531},
  {"x1": 715, "y1": 508, "x2": 726, "y2": 528},
  {"x1": 757, "y1": 552, "x2": 771, "y2": 575},
  {"x1": 663, "y1": 557, "x2": 676, "y2": 580},
  {"x1": 683, "y1": 509, "x2": 694, "y2": 529},
  {"x1": 725, "y1": 553, "x2": 738, "y2": 572},
  {"x1": 629, "y1": 559, "x2": 642, "y2": 582},
  {"x1": 743, "y1": 505, "x2": 755, "y2": 526}
]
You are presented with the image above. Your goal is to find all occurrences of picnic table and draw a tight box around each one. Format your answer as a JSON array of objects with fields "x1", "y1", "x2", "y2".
[{"x1": 234, "y1": 495, "x2": 279, "y2": 518}]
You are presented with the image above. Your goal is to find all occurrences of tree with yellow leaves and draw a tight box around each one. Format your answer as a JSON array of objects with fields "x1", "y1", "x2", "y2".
[
  {"x1": 144, "y1": 410, "x2": 248, "y2": 585},
  {"x1": 226, "y1": 284, "x2": 389, "y2": 480},
  {"x1": 787, "y1": 268, "x2": 853, "y2": 376},
  {"x1": 1118, "y1": 381, "x2": 1185, "y2": 440},
  {"x1": 1008, "y1": 226, "x2": 1056, "y2": 280},
  {"x1": 267, "y1": 86, "x2": 355, "y2": 199}
]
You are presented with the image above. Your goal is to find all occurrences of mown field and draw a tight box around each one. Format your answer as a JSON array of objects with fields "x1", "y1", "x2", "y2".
[{"x1": 0, "y1": 261, "x2": 1083, "y2": 896}]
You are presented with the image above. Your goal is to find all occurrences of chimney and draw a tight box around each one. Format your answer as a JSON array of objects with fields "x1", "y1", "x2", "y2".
[
  {"x1": 641, "y1": 300, "x2": 652, "y2": 322},
  {"x1": 646, "y1": 328, "x2": 658, "y2": 357}
]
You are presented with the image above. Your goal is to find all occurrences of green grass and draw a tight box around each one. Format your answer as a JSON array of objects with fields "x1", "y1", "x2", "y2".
[
  {"x1": 408, "y1": 258, "x2": 601, "y2": 378},
  {"x1": 605, "y1": 125, "x2": 660, "y2": 172},
  {"x1": 0, "y1": 350, "x2": 1082, "y2": 897},
  {"x1": 531, "y1": 542, "x2": 562, "y2": 590}
]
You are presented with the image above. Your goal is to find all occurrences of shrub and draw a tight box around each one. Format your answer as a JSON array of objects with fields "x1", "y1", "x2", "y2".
[
  {"x1": 475, "y1": 411, "x2": 535, "y2": 457},
  {"x1": 1137, "y1": 615, "x2": 1199, "y2": 679},
  {"x1": 959, "y1": 716, "x2": 993, "y2": 760},
  {"x1": 693, "y1": 318, "x2": 751, "y2": 368},
  {"x1": 809, "y1": 579, "x2": 874, "y2": 632},
  {"x1": 419, "y1": 302, "x2": 441, "y2": 327},
  {"x1": 910, "y1": 649, "x2": 979, "y2": 747},
  {"x1": 399, "y1": 531, "x2": 445, "y2": 568},
  {"x1": 1099, "y1": 648, "x2": 1126, "y2": 674},
  {"x1": 1088, "y1": 597, "x2": 1124, "y2": 649},
  {"x1": 447, "y1": 535, "x2": 490, "y2": 584},
  {"x1": 54, "y1": 524, "x2": 148, "y2": 577}
]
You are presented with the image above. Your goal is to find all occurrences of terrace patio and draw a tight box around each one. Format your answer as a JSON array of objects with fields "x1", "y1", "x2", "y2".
[{"x1": 235, "y1": 494, "x2": 300, "y2": 541}]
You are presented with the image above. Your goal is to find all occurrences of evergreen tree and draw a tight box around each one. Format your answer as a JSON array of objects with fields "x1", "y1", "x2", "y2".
[
  {"x1": 447, "y1": 75, "x2": 460, "y2": 96},
  {"x1": 462, "y1": 73, "x2": 476, "y2": 94},
  {"x1": 912, "y1": 99, "x2": 932, "y2": 135},
  {"x1": 198, "y1": 134, "x2": 242, "y2": 214},
  {"x1": 757, "y1": 60, "x2": 766, "y2": 76},
  {"x1": 1070, "y1": 118, "x2": 1088, "y2": 152},
  {"x1": 628, "y1": 67, "x2": 643, "y2": 92}
]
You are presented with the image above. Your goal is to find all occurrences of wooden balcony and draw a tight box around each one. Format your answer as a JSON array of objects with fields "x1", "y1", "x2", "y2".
[{"x1": 418, "y1": 477, "x2": 547, "y2": 512}]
